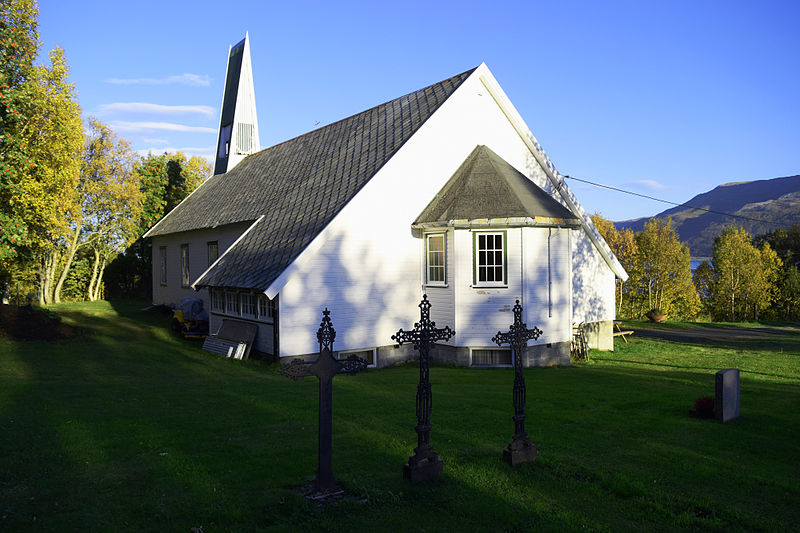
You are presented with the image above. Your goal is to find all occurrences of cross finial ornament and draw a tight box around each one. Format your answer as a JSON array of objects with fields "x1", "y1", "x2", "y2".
[
  {"x1": 392, "y1": 294, "x2": 454, "y2": 482},
  {"x1": 279, "y1": 308, "x2": 368, "y2": 492},
  {"x1": 492, "y1": 299, "x2": 542, "y2": 466}
]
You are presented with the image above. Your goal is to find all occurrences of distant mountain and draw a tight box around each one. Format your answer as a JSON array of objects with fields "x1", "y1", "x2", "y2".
[{"x1": 615, "y1": 175, "x2": 800, "y2": 258}]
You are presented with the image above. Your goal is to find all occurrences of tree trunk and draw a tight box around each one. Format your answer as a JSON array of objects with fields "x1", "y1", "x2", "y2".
[
  {"x1": 89, "y1": 255, "x2": 106, "y2": 301},
  {"x1": 39, "y1": 251, "x2": 59, "y2": 305},
  {"x1": 52, "y1": 226, "x2": 82, "y2": 304},
  {"x1": 87, "y1": 248, "x2": 101, "y2": 301}
]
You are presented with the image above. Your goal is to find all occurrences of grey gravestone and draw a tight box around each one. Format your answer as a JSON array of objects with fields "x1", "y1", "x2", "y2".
[{"x1": 715, "y1": 368, "x2": 740, "y2": 422}]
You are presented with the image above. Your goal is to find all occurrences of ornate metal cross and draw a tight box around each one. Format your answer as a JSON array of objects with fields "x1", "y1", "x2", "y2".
[
  {"x1": 279, "y1": 308, "x2": 369, "y2": 492},
  {"x1": 492, "y1": 300, "x2": 543, "y2": 466},
  {"x1": 392, "y1": 294, "x2": 454, "y2": 482}
]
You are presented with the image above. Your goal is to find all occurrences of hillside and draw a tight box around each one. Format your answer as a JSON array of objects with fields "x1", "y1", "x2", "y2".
[{"x1": 615, "y1": 174, "x2": 800, "y2": 257}]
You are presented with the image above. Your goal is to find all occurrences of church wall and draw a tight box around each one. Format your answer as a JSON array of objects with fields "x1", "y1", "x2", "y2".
[
  {"x1": 571, "y1": 228, "x2": 616, "y2": 349},
  {"x1": 424, "y1": 229, "x2": 455, "y2": 346},
  {"x1": 274, "y1": 67, "x2": 616, "y2": 360},
  {"x1": 150, "y1": 221, "x2": 251, "y2": 308}
]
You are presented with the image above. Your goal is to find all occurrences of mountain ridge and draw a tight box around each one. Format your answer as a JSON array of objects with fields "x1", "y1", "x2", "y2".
[{"x1": 614, "y1": 174, "x2": 800, "y2": 257}]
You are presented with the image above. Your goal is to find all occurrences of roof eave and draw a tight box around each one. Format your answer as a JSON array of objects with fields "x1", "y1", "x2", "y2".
[{"x1": 412, "y1": 216, "x2": 582, "y2": 230}]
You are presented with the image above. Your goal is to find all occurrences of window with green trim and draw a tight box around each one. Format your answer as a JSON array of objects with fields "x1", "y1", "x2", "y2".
[
  {"x1": 474, "y1": 231, "x2": 507, "y2": 286},
  {"x1": 426, "y1": 233, "x2": 446, "y2": 285}
]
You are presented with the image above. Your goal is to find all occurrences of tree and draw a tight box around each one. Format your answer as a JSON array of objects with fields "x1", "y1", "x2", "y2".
[
  {"x1": 21, "y1": 48, "x2": 83, "y2": 304},
  {"x1": 592, "y1": 214, "x2": 640, "y2": 317},
  {"x1": 692, "y1": 260, "x2": 714, "y2": 316},
  {"x1": 50, "y1": 118, "x2": 142, "y2": 302},
  {"x1": 103, "y1": 152, "x2": 211, "y2": 299},
  {"x1": 634, "y1": 218, "x2": 699, "y2": 318},
  {"x1": 0, "y1": 0, "x2": 40, "y2": 267},
  {"x1": 710, "y1": 226, "x2": 777, "y2": 321}
]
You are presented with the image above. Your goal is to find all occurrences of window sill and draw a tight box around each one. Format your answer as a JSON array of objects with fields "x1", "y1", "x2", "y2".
[
  {"x1": 471, "y1": 285, "x2": 508, "y2": 289},
  {"x1": 425, "y1": 283, "x2": 449, "y2": 289}
]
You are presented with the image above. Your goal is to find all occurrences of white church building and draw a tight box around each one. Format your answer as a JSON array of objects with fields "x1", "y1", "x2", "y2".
[{"x1": 144, "y1": 34, "x2": 627, "y2": 367}]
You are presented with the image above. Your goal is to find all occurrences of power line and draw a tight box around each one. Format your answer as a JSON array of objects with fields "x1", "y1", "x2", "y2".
[{"x1": 564, "y1": 175, "x2": 783, "y2": 226}]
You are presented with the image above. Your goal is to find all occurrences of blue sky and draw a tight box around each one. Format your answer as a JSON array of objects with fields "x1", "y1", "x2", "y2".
[{"x1": 38, "y1": 0, "x2": 799, "y2": 221}]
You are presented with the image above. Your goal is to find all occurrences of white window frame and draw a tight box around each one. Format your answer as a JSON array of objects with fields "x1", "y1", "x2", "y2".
[
  {"x1": 473, "y1": 231, "x2": 507, "y2": 287},
  {"x1": 257, "y1": 294, "x2": 275, "y2": 323},
  {"x1": 225, "y1": 291, "x2": 240, "y2": 316},
  {"x1": 425, "y1": 233, "x2": 447, "y2": 286},
  {"x1": 338, "y1": 348, "x2": 377, "y2": 368},
  {"x1": 180, "y1": 244, "x2": 190, "y2": 287},
  {"x1": 211, "y1": 288, "x2": 225, "y2": 313},
  {"x1": 240, "y1": 292, "x2": 256, "y2": 319}
]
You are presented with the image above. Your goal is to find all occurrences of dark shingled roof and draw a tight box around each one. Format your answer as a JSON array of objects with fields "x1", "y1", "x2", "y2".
[
  {"x1": 146, "y1": 67, "x2": 477, "y2": 291},
  {"x1": 413, "y1": 145, "x2": 580, "y2": 227}
]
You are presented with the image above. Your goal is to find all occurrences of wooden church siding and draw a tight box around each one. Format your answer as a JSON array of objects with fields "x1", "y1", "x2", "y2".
[
  {"x1": 452, "y1": 227, "x2": 524, "y2": 348},
  {"x1": 151, "y1": 221, "x2": 251, "y2": 307},
  {"x1": 522, "y1": 226, "x2": 572, "y2": 346},
  {"x1": 425, "y1": 229, "x2": 455, "y2": 346},
  {"x1": 270, "y1": 72, "x2": 541, "y2": 357},
  {"x1": 571, "y1": 227, "x2": 616, "y2": 347}
]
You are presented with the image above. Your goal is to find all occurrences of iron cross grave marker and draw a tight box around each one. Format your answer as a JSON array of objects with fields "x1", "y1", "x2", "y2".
[
  {"x1": 492, "y1": 300, "x2": 542, "y2": 466},
  {"x1": 392, "y1": 294, "x2": 454, "y2": 482},
  {"x1": 279, "y1": 308, "x2": 369, "y2": 492}
]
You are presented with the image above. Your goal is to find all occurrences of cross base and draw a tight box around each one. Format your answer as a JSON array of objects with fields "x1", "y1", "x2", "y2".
[
  {"x1": 502, "y1": 434, "x2": 537, "y2": 466},
  {"x1": 403, "y1": 444, "x2": 443, "y2": 482}
]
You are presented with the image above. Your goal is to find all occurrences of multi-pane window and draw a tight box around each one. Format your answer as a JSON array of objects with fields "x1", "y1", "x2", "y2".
[
  {"x1": 207, "y1": 241, "x2": 219, "y2": 266},
  {"x1": 159, "y1": 246, "x2": 167, "y2": 285},
  {"x1": 181, "y1": 244, "x2": 190, "y2": 286},
  {"x1": 225, "y1": 291, "x2": 240, "y2": 315},
  {"x1": 241, "y1": 292, "x2": 256, "y2": 318},
  {"x1": 211, "y1": 289, "x2": 225, "y2": 313},
  {"x1": 474, "y1": 232, "x2": 506, "y2": 285},
  {"x1": 211, "y1": 290, "x2": 275, "y2": 323},
  {"x1": 426, "y1": 234, "x2": 446, "y2": 285},
  {"x1": 257, "y1": 295, "x2": 276, "y2": 320}
]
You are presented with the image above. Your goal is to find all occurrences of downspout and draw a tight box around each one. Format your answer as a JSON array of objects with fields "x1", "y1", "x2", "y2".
[
  {"x1": 272, "y1": 295, "x2": 280, "y2": 362},
  {"x1": 548, "y1": 228, "x2": 552, "y2": 318}
]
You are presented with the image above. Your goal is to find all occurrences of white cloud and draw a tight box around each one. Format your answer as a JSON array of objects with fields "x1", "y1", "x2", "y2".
[
  {"x1": 143, "y1": 138, "x2": 169, "y2": 144},
  {"x1": 104, "y1": 73, "x2": 211, "y2": 86},
  {"x1": 136, "y1": 145, "x2": 216, "y2": 163},
  {"x1": 99, "y1": 102, "x2": 215, "y2": 118},
  {"x1": 626, "y1": 179, "x2": 667, "y2": 192},
  {"x1": 110, "y1": 121, "x2": 217, "y2": 133}
]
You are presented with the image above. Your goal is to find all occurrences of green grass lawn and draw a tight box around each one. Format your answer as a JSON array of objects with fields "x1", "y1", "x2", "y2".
[{"x1": 2, "y1": 301, "x2": 798, "y2": 531}]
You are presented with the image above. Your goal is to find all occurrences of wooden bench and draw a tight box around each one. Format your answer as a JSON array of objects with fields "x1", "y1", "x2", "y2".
[{"x1": 613, "y1": 321, "x2": 634, "y2": 343}]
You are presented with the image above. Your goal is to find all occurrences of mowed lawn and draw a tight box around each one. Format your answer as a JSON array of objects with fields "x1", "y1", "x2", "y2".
[{"x1": 1, "y1": 301, "x2": 799, "y2": 531}]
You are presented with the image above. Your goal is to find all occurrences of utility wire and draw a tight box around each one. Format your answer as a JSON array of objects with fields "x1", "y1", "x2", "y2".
[{"x1": 564, "y1": 175, "x2": 783, "y2": 227}]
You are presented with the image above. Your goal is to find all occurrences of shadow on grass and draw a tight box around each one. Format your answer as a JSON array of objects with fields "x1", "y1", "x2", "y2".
[{"x1": 2, "y1": 303, "x2": 800, "y2": 530}]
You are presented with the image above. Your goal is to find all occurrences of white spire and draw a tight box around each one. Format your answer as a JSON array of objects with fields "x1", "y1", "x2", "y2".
[{"x1": 214, "y1": 32, "x2": 260, "y2": 175}]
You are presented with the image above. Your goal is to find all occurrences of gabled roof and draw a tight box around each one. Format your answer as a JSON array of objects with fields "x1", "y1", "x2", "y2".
[
  {"x1": 145, "y1": 67, "x2": 477, "y2": 291},
  {"x1": 413, "y1": 145, "x2": 581, "y2": 228}
]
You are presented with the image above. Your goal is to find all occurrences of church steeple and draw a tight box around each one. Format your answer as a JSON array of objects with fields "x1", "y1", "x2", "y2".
[{"x1": 214, "y1": 32, "x2": 260, "y2": 175}]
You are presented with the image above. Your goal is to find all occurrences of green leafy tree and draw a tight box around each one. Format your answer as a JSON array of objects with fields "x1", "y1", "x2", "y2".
[
  {"x1": 103, "y1": 152, "x2": 211, "y2": 299},
  {"x1": 634, "y1": 218, "x2": 699, "y2": 318},
  {"x1": 710, "y1": 226, "x2": 777, "y2": 321},
  {"x1": 0, "y1": 0, "x2": 39, "y2": 267},
  {"x1": 592, "y1": 214, "x2": 640, "y2": 317},
  {"x1": 692, "y1": 260, "x2": 714, "y2": 316},
  {"x1": 51, "y1": 118, "x2": 142, "y2": 302}
]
